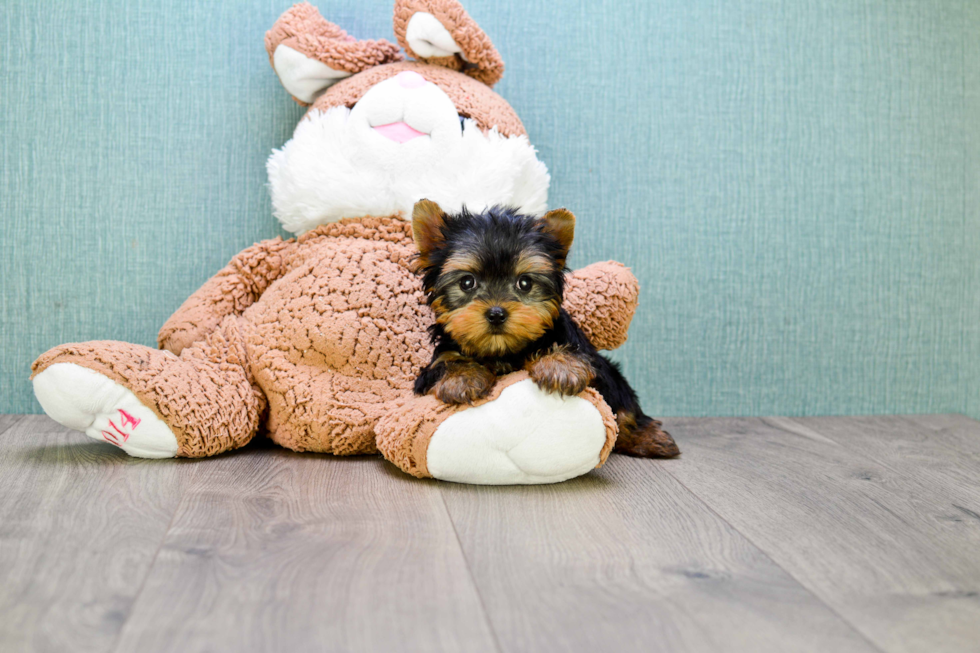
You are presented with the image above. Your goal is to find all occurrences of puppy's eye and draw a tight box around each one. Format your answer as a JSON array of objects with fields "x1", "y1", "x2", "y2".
[
  {"x1": 459, "y1": 275, "x2": 477, "y2": 291},
  {"x1": 517, "y1": 276, "x2": 534, "y2": 292}
]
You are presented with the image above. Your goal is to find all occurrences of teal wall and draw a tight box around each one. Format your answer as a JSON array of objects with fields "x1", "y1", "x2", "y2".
[{"x1": 2, "y1": 0, "x2": 978, "y2": 417}]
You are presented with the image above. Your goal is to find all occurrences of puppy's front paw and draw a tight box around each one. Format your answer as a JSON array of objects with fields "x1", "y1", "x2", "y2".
[
  {"x1": 433, "y1": 362, "x2": 496, "y2": 405},
  {"x1": 527, "y1": 349, "x2": 595, "y2": 396}
]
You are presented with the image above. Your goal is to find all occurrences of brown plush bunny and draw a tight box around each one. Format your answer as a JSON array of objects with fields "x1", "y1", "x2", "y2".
[{"x1": 31, "y1": 0, "x2": 677, "y2": 484}]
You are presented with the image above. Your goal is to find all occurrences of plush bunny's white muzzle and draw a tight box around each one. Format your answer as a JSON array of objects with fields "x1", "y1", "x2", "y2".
[{"x1": 349, "y1": 71, "x2": 462, "y2": 149}]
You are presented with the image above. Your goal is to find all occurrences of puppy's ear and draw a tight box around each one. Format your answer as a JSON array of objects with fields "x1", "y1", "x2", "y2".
[
  {"x1": 540, "y1": 208, "x2": 576, "y2": 266},
  {"x1": 412, "y1": 199, "x2": 448, "y2": 262}
]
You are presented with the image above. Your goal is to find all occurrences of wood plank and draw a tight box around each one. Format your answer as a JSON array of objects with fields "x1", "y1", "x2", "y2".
[
  {"x1": 664, "y1": 417, "x2": 980, "y2": 653},
  {"x1": 903, "y1": 413, "x2": 980, "y2": 461},
  {"x1": 0, "y1": 414, "x2": 26, "y2": 437},
  {"x1": 112, "y1": 449, "x2": 498, "y2": 653},
  {"x1": 0, "y1": 416, "x2": 190, "y2": 653},
  {"x1": 440, "y1": 455, "x2": 880, "y2": 653},
  {"x1": 770, "y1": 415, "x2": 980, "y2": 512}
]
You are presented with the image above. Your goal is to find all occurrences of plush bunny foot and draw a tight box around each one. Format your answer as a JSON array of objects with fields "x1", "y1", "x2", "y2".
[
  {"x1": 427, "y1": 380, "x2": 609, "y2": 484},
  {"x1": 377, "y1": 373, "x2": 617, "y2": 485},
  {"x1": 33, "y1": 363, "x2": 179, "y2": 459}
]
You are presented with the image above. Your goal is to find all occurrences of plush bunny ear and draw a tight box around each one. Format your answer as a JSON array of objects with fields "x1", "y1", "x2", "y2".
[
  {"x1": 393, "y1": 0, "x2": 505, "y2": 87},
  {"x1": 265, "y1": 3, "x2": 403, "y2": 105}
]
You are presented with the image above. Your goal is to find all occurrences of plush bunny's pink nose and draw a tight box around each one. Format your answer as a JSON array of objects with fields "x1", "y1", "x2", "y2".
[{"x1": 395, "y1": 71, "x2": 426, "y2": 89}]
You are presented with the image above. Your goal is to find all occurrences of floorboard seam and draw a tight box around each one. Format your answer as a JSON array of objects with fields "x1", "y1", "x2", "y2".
[
  {"x1": 656, "y1": 456, "x2": 888, "y2": 653},
  {"x1": 438, "y1": 490, "x2": 505, "y2": 653},
  {"x1": 106, "y1": 463, "x2": 192, "y2": 653}
]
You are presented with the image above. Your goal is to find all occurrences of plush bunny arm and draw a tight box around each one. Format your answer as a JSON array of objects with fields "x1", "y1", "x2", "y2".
[
  {"x1": 158, "y1": 238, "x2": 296, "y2": 355},
  {"x1": 563, "y1": 261, "x2": 640, "y2": 351}
]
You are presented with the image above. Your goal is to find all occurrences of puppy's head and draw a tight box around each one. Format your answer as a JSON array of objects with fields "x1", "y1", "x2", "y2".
[{"x1": 412, "y1": 199, "x2": 575, "y2": 358}]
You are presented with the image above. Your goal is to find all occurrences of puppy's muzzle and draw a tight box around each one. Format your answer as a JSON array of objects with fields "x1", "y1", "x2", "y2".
[{"x1": 485, "y1": 306, "x2": 508, "y2": 326}]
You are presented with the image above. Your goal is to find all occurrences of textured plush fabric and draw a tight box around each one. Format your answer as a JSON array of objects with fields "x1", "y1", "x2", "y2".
[
  {"x1": 310, "y1": 61, "x2": 526, "y2": 137},
  {"x1": 564, "y1": 262, "x2": 638, "y2": 352},
  {"x1": 265, "y1": 1, "x2": 403, "y2": 91},
  {"x1": 158, "y1": 238, "x2": 296, "y2": 354},
  {"x1": 376, "y1": 371, "x2": 617, "y2": 479},
  {"x1": 32, "y1": 321, "x2": 263, "y2": 458},
  {"x1": 267, "y1": 2, "x2": 521, "y2": 133},
  {"x1": 4, "y1": 0, "x2": 980, "y2": 419},
  {"x1": 33, "y1": 216, "x2": 636, "y2": 468},
  {"x1": 393, "y1": 0, "x2": 505, "y2": 87}
]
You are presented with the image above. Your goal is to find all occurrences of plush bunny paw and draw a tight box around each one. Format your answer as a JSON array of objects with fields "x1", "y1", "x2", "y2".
[
  {"x1": 426, "y1": 378, "x2": 610, "y2": 484},
  {"x1": 33, "y1": 363, "x2": 179, "y2": 458}
]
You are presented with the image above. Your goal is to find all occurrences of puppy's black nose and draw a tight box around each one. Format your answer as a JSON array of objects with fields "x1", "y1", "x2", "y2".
[{"x1": 485, "y1": 306, "x2": 508, "y2": 326}]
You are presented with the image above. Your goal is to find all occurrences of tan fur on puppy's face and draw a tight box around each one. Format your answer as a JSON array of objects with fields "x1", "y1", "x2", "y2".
[
  {"x1": 428, "y1": 236, "x2": 562, "y2": 358},
  {"x1": 416, "y1": 206, "x2": 569, "y2": 359},
  {"x1": 435, "y1": 298, "x2": 558, "y2": 358}
]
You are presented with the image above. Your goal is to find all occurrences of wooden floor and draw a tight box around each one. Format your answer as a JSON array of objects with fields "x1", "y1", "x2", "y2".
[{"x1": 1, "y1": 414, "x2": 979, "y2": 653}]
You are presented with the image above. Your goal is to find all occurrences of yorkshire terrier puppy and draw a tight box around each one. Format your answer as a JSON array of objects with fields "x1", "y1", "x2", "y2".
[{"x1": 411, "y1": 199, "x2": 680, "y2": 458}]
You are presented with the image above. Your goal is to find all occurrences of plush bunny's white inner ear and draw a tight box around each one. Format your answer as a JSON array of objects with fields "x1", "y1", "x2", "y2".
[
  {"x1": 405, "y1": 12, "x2": 467, "y2": 61},
  {"x1": 273, "y1": 45, "x2": 352, "y2": 104}
]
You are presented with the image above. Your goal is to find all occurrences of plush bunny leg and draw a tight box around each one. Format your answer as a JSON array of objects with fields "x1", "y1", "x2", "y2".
[
  {"x1": 31, "y1": 318, "x2": 264, "y2": 458},
  {"x1": 376, "y1": 372, "x2": 617, "y2": 485}
]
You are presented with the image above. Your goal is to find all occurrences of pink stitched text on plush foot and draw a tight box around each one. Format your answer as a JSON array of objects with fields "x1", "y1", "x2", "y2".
[{"x1": 101, "y1": 408, "x2": 141, "y2": 446}]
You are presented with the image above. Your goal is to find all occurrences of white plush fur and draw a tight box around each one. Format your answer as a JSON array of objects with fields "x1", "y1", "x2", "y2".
[
  {"x1": 426, "y1": 380, "x2": 607, "y2": 484},
  {"x1": 405, "y1": 12, "x2": 464, "y2": 59},
  {"x1": 267, "y1": 74, "x2": 550, "y2": 234},
  {"x1": 33, "y1": 363, "x2": 179, "y2": 459}
]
